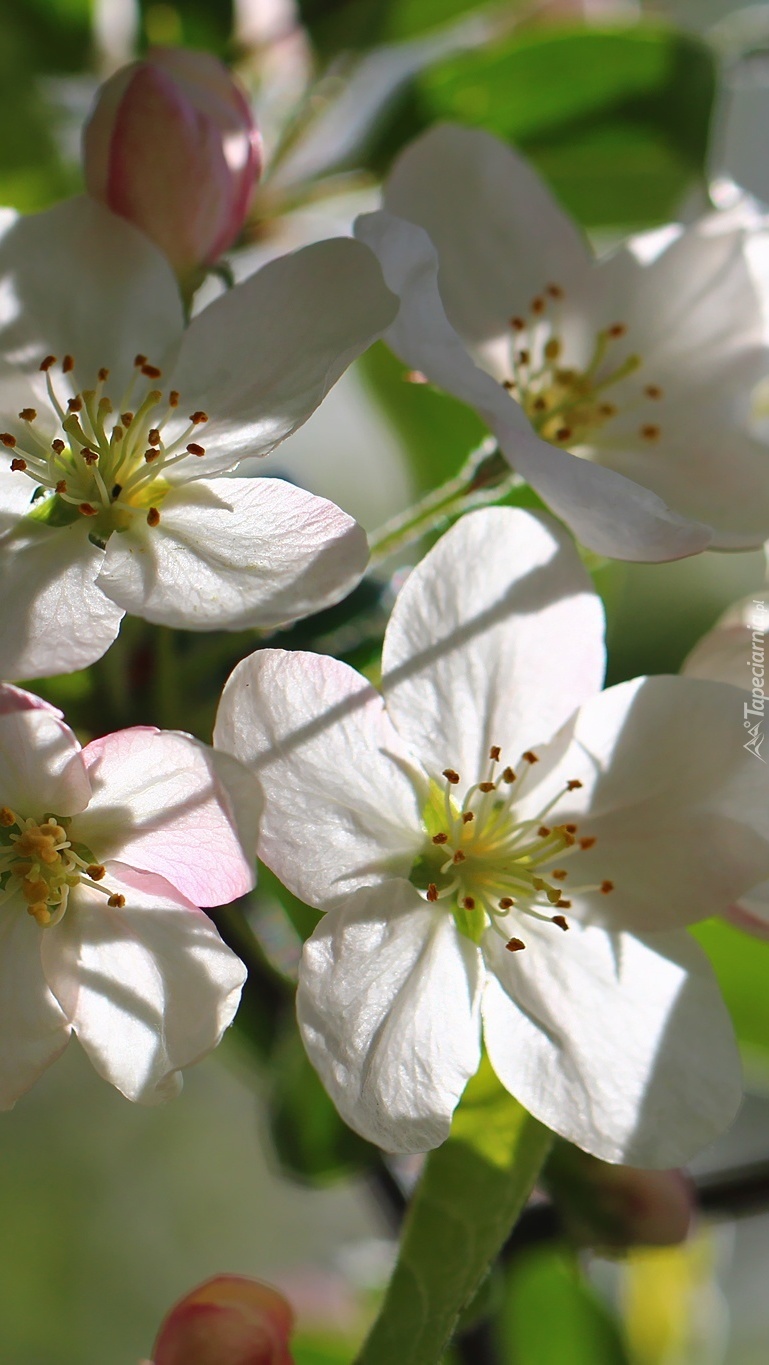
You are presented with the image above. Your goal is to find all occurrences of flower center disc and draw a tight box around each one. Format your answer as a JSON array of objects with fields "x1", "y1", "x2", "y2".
[{"x1": 0, "y1": 807, "x2": 123, "y2": 927}]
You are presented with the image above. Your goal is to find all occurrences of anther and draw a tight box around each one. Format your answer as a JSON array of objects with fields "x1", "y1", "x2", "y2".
[
  {"x1": 10, "y1": 458, "x2": 26, "y2": 472},
  {"x1": 599, "y1": 402, "x2": 617, "y2": 417},
  {"x1": 552, "y1": 870, "x2": 568, "y2": 880},
  {"x1": 62, "y1": 354, "x2": 74, "y2": 373},
  {"x1": 567, "y1": 779, "x2": 583, "y2": 790},
  {"x1": 608, "y1": 323, "x2": 627, "y2": 338},
  {"x1": 600, "y1": 880, "x2": 614, "y2": 894},
  {"x1": 67, "y1": 396, "x2": 83, "y2": 413},
  {"x1": 510, "y1": 317, "x2": 526, "y2": 331},
  {"x1": 555, "y1": 900, "x2": 571, "y2": 910},
  {"x1": 98, "y1": 368, "x2": 109, "y2": 382},
  {"x1": 452, "y1": 850, "x2": 466, "y2": 864},
  {"x1": 142, "y1": 364, "x2": 162, "y2": 379},
  {"x1": 523, "y1": 751, "x2": 538, "y2": 764},
  {"x1": 544, "y1": 338, "x2": 561, "y2": 360},
  {"x1": 644, "y1": 384, "x2": 662, "y2": 399},
  {"x1": 547, "y1": 284, "x2": 564, "y2": 299},
  {"x1": 579, "y1": 836, "x2": 596, "y2": 850},
  {"x1": 564, "y1": 823, "x2": 578, "y2": 833},
  {"x1": 432, "y1": 833, "x2": 448, "y2": 845},
  {"x1": 147, "y1": 507, "x2": 161, "y2": 528},
  {"x1": 537, "y1": 826, "x2": 551, "y2": 838},
  {"x1": 531, "y1": 297, "x2": 545, "y2": 315},
  {"x1": 489, "y1": 746, "x2": 501, "y2": 761},
  {"x1": 555, "y1": 427, "x2": 572, "y2": 442},
  {"x1": 107, "y1": 894, "x2": 126, "y2": 908},
  {"x1": 533, "y1": 397, "x2": 548, "y2": 411},
  {"x1": 18, "y1": 408, "x2": 36, "y2": 421},
  {"x1": 186, "y1": 443, "x2": 205, "y2": 456},
  {"x1": 87, "y1": 864, "x2": 106, "y2": 880},
  {"x1": 169, "y1": 390, "x2": 180, "y2": 407},
  {"x1": 462, "y1": 812, "x2": 474, "y2": 824},
  {"x1": 505, "y1": 937, "x2": 526, "y2": 952},
  {"x1": 81, "y1": 448, "x2": 98, "y2": 465},
  {"x1": 552, "y1": 914, "x2": 570, "y2": 930},
  {"x1": 462, "y1": 897, "x2": 476, "y2": 910},
  {"x1": 148, "y1": 429, "x2": 161, "y2": 446},
  {"x1": 111, "y1": 484, "x2": 121, "y2": 498},
  {"x1": 0, "y1": 807, "x2": 15, "y2": 826},
  {"x1": 144, "y1": 448, "x2": 160, "y2": 462},
  {"x1": 426, "y1": 883, "x2": 438, "y2": 902},
  {"x1": 517, "y1": 349, "x2": 530, "y2": 365},
  {"x1": 499, "y1": 897, "x2": 514, "y2": 909},
  {"x1": 51, "y1": 439, "x2": 65, "y2": 454},
  {"x1": 0, "y1": 433, "x2": 16, "y2": 447},
  {"x1": 121, "y1": 411, "x2": 134, "y2": 426},
  {"x1": 134, "y1": 354, "x2": 147, "y2": 368},
  {"x1": 443, "y1": 769, "x2": 460, "y2": 785},
  {"x1": 479, "y1": 781, "x2": 496, "y2": 793},
  {"x1": 40, "y1": 355, "x2": 56, "y2": 371},
  {"x1": 640, "y1": 424, "x2": 661, "y2": 441},
  {"x1": 502, "y1": 767, "x2": 516, "y2": 783},
  {"x1": 190, "y1": 410, "x2": 208, "y2": 424},
  {"x1": 55, "y1": 480, "x2": 67, "y2": 494},
  {"x1": 79, "y1": 503, "x2": 98, "y2": 516}
]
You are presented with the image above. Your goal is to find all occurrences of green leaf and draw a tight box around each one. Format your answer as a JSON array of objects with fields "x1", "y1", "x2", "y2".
[
  {"x1": 501, "y1": 1246, "x2": 630, "y2": 1365},
  {"x1": 296, "y1": 0, "x2": 517, "y2": 55},
  {"x1": 268, "y1": 1025, "x2": 376, "y2": 1181},
  {"x1": 412, "y1": 25, "x2": 715, "y2": 227},
  {"x1": 356, "y1": 1059, "x2": 552, "y2": 1365},
  {"x1": 692, "y1": 917, "x2": 769, "y2": 1069}
]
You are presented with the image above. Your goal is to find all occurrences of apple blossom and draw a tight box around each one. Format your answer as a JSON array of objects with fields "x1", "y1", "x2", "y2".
[
  {"x1": 355, "y1": 124, "x2": 769, "y2": 558},
  {"x1": 0, "y1": 195, "x2": 397, "y2": 679},
  {"x1": 83, "y1": 47, "x2": 262, "y2": 287},
  {"x1": 150, "y1": 1275, "x2": 294, "y2": 1365},
  {"x1": 0, "y1": 682, "x2": 258, "y2": 1106},
  {"x1": 214, "y1": 506, "x2": 769, "y2": 1167}
]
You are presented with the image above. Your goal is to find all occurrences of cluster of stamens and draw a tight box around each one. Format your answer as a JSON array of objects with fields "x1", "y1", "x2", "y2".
[
  {"x1": 503, "y1": 285, "x2": 663, "y2": 450},
  {"x1": 2, "y1": 353, "x2": 210, "y2": 542},
  {"x1": 417, "y1": 746, "x2": 613, "y2": 952},
  {"x1": 0, "y1": 808, "x2": 124, "y2": 928}
]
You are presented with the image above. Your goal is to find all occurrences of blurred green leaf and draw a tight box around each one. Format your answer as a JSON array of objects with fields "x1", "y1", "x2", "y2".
[
  {"x1": 357, "y1": 1059, "x2": 552, "y2": 1365},
  {"x1": 501, "y1": 1246, "x2": 630, "y2": 1365},
  {"x1": 692, "y1": 918, "x2": 769, "y2": 1065},
  {"x1": 139, "y1": 0, "x2": 234, "y2": 53},
  {"x1": 361, "y1": 341, "x2": 486, "y2": 491},
  {"x1": 269, "y1": 1025, "x2": 377, "y2": 1181},
  {"x1": 296, "y1": 0, "x2": 505, "y2": 56},
  {"x1": 406, "y1": 25, "x2": 715, "y2": 227}
]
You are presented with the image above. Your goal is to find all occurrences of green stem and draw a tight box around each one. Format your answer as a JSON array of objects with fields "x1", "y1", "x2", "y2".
[
  {"x1": 368, "y1": 443, "x2": 522, "y2": 568},
  {"x1": 355, "y1": 1062, "x2": 553, "y2": 1365}
]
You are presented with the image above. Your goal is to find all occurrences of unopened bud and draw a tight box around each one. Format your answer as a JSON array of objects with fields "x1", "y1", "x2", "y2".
[
  {"x1": 151, "y1": 1275, "x2": 295, "y2": 1364},
  {"x1": 546, "y1": 1144, "x2": 694, "y2": 1251},
  {"x1": 83, "y1": 48, "x2": 262, "y2": 286}
]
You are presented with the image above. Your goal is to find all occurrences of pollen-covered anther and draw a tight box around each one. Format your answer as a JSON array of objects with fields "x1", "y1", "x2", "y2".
[
  {"x1": 579, "y1": 836, "x2": 596, "y2": 850},
  {"x1": 0, "y1": 807, "x2": 15, "y2": 826},
  {"x1": 640, "y1": 424, "x2": 661, "y2": 442},
  {"x1": 67, "y1": 396, "x2": 83, "y2": 413},
  {"x1": 18, "y1": 408, "x2": 36, "y2": 421},
  {"x1": 98, "y1": 368, "x2": 109, "y2": 382},
  {"x1": 479, "y1": 781, "x2": 496, "y2": 793},
  {"x1": 567, "y1": 779, "x2": 583, "y2": 790},
  {"x1": 55, "y1": 480, "x2": 67, "y2": 494},
  {"x1": 555, "y1": 427, "x2": 572, "y2": 442},
  {"x1": 79, "y1": 503, "x2": 99, "y2": 516},
  {"x1": 40, "y1": 355, "x2": 56, "y2": 372},
  {"x1": 489, "y1": 746, "x2": 501, "y2": 762},
  {"x1": 502, "y1": 767, "x2": 516, "y2": 783},
  {"x1": 141, "y1": 364, "x2": 162, "y2": 379},
  {"x1": 552, "y1": 914, "x2": 570, "y2": 931},
  {"x1": 51, "y1": 439, "x2": 65, "y2": 454},
  {"x1": 607, "y1": 323, "x2": 627, "y2": 338},
  {"x1": 462, "y1": 897, "x2": 476, "y2": 910},
  {"x1": 523, "y1": 751, "x2": 538, "y2": 765},
  {"x1": 510, "y1": 316, "x2": 526, "y2": 331},
  {"x1": 506, "y1": 937, "x2": 526, "y2": 952},
  {"x1": 546, "y1": 283, "x2": 564, "y2": 300},
  {"x1": 443, "y1": 769, "x2": 460, "y2": 785},
  {"x1": 190, "y1": 410, "x2": 208, "y2": 424},
  {"x1": 0, "y1": 433, "x2": 16, "y2": 447},
  {"x1": 147, "y1": 507, "x2": 161, "y2": 528},
  {"x1": 462, "y1": 811, "x2": 474, "y2": 824},
  {"x1": 432, "y1": 832, "x2": 448, "y2": 845},
  {"x1": 601, "y1": 880, "x2": 614, "y2": 894},
  {"x1": 81, "y1": 448, "x2": 98, "y2": 466},
  {"x1": 186, "y1": 442, "x2": 205, "y2": 456},
  {"x1": 552, "y1": 869, "x2": 568, "y2": 880},
  {"x1": 107, "y1": 894, "x2": 126, "y2": 908},
  {"x1": 499, "y1": 897, "x2": 514, "y2": 909},
  {"x1": 537, "y1": 826, "x2": 551, "y2": 838},
  {"x1": 148, "y1": 429, "x2": 161, "y2": 446},
  {"x1": 144, "y1": 448, "x2": 160, "y2": 463},
  {"x1": 531, "y1": 297, "x2": 545, "y2": 315},
  {"x1": 645, "y1": 384, "x2": 662, "y2": 399},
  {"x1": 87, "y1": 864, "x2": 106, "y2": 881},
  {"x1": 453, "y1": 850, "x2": 466, "y2": 864},
  {"x1": 10, "y1": 458, "x2": 26, "y2": 472}
]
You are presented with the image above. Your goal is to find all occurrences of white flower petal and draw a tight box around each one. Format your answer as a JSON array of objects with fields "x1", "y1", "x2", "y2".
[
  {"x1": 165, "y1": 237, "x2": 398, "y2": 475},
  {"x1": 0, "y1": 707, "x2": 90, "y2": 816},
  {"x1": 97, "y1": 477, "x2": 369, "y2": 630},
  {"x1": 355, "y1": 210, "x2": 711, "y2": 562},
  {"x1": 0, "y1": 496, "x2": 124, "y2": 679},
  {"x1": 383, "y1": 123, "x2": 592, "y2": 344},
  {"x1": 0, "y1": 903, "x2": 70, "y2": 1108},
  {"x1": 683, "y1": 591, "x2": 767, "y2": 687},
  {"x1": 298, "y1": 880, "x2": 483, "y2": 1152},
  {"x1": 0, "y1": 197, "x2": 183, "y2": 393},
  {"x1": 482, "y1": 918, "x2": 741, "y2": 1167},
  {"x1": 515, "y1": 676, "x2": 769, "y2": 932},
  {"x1": 74, "y1": 727, "x2": 257, "y2": 908},
  {"x1": 381, "y1": 507, "x2": 605, "y2": 781},
  {"x1": 214, "y1": 649, "x2": 423, "y2": 907},
  {"x1": 41, "y1": 870, "x2": 246, "y2": 1104}
]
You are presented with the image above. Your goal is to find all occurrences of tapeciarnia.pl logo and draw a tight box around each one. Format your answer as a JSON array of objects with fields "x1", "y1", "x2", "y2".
[{"x1": 745, "y1": 600, "x2": 767, "y2": 762}]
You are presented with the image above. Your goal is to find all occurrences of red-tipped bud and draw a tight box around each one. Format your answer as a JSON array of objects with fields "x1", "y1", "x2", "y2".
[
  {"x1": 150, "y1": 1275, "x2": 295, "y2": 1365},
  {"x1": 547, "y1": 1147, "x2": 694, "y2": 1251},
  {"x1": 83, "y1": 48, "x2": 262, "y2": 285}
]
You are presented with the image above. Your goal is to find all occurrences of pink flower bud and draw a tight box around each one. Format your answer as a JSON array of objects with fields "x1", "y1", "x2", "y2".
[
  {"x1": 83, "y1": 48, "x2": 262, "y2": 284},
  {"x1": 150, "y1": 1275, "x2": 295, "y2": 1365},
  {"x1": 547, "y1": 1148, "x2": 695, "y2": 1251}
]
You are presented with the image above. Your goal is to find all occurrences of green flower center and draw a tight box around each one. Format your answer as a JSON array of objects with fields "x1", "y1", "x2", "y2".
[
  {"x1": 2, "y1": 352, "x2": 210, "y2": 547},
  {"x1": 410, "y1": 745, "x2": 612, "y2": 949},
  {"x1": 0, "y1": 807, "x2": 124, "y2": 927},
  {"x1": 504, "y1": 285, "x2": 663, "y2": 451}
]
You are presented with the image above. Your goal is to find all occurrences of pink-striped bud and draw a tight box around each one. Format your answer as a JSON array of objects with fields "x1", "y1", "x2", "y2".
[
  {"x1": 83, "y1": 48, "x2": 261, "y2": 285},
  {"x1": 150, "y1": 1275, "x2": 295, "y2": 1365}
]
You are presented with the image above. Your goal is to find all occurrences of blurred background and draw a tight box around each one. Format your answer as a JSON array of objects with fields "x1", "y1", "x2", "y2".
[{"x1": 3, "y1": 0, "x2": 769, "y2": 1361}]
